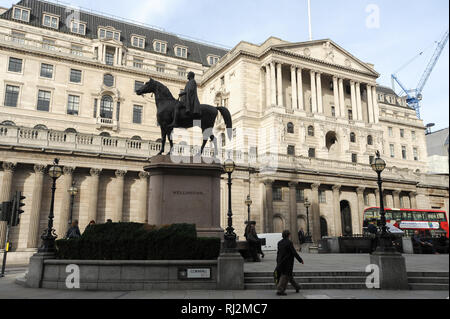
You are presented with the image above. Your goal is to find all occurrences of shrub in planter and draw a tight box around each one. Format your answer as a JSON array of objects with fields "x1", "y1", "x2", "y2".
[{"x1": 55, "y1": 223, "x2": 220, "y2": 260}]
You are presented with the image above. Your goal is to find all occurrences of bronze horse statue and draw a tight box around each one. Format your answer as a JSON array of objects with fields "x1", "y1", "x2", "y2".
[{"x1": 136, "y1": 78, "x2": 232, "y2": 156}]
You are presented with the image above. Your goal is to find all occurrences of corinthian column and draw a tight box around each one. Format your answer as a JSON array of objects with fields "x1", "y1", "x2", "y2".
[
  {"x1": 372, "y1": 86, "x2": 380, "y2": 123},
  {"x1": 0, "y1": 162, "x2": 15, "y2": 249},
  {"x1": 87, "y1": 168, "x2": 101, "y2": 223},
  {"x1": 138, "y1": 172, "x2": 150, "y2": 223},
  {"x1": 367, "y1": 85, "x2": 374, "y2": 123},
  {"x1": 290, "y1": 66, "x2": 298, "y2": 110},
  {"x1": 288, "y1": 182, "x2": 298, "y2": 245},
  {"x1": 297, "y1": 68, "x2": 304, "y2": 110},
  {"x1": 310, "y1": 70, "x2": 317, "y2": 113},
  {"x1": 350, "y1": 81, "x2": 357, "y2": 120},
  {"x1": 356, "y1": 82, "x2": 363, "y2": 121},
  {"x1": 265, "y1": 64, "x2": 271, "y2": 108},
  {"x1": 339, "y1": 78, "x2": 345, "y2": 118},
  {"x1": 316, "y1": 72, "x2": 323, "y2": 113},
  {"x1": 393, "y1": 190, "x2": 401, "y2": 208},
  {"x1": 409, "y1": 191, "x2": 417, "y2": 209},
  {"x1": 270, "y1": 62, "x2": 276, "y2": 106},
  {"x1": 332, "y1": 185, "x2": 342, "y2": 237},
  {"x1": 57, "y1": 167, "x2": 75, "y2": 239},
  {"x1": 114, "y1": 170, "x2": 127, "y2": 222},
  {"x1": 27, "y1": 165, "x2": 46, "y2": 248},
  {"x1": 263, "y1": 180, "x2": 274, "y2": 233},
  {"x1": 310, "y1": 183, "x2": 321, "y2": 242},
  {"x1": 333, "y1": 76, "x2": 340, "y2": 117},
  {"x1": 356, "y1": 187, "x2": 365, "y2": 232},
  {"x1": 276, "y1": 63, "x2": 283, "y2": 106}
]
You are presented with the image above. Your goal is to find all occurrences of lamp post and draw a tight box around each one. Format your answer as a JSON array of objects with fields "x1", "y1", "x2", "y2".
[
  {"x1": 223, "y1": 159, "x2": 237, "y2": 251},
  {"x1": 245, "y1": 195, "x2": 252, "y2": 224},
  {"x1": 68, "y1": 181, "x2": 78, "y2": 226},
  {"x1": 371, "y1": 151, "x2": 395, "y2": 252},
  {"x1": 304, "y1": 198, "x2": 312, "y2": 243},
  {"x1": 38, "y1": 158, "x2": 63, "y2": 254}
]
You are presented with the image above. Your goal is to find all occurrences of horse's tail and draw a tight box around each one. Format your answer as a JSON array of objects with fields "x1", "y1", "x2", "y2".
[{"x1": 217, "y1": 107, "x2": 233, "y2": 140}]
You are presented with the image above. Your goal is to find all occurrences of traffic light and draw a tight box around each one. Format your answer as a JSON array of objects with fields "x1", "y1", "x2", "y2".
[
  {"x1": 11, "y1": 191, "x2": 26, "y2": 227},
  {"x1": 0, "y1": 201, "x2": 12, "y2": 224}
]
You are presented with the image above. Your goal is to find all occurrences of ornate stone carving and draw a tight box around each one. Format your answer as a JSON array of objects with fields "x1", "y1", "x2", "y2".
[
  {"x1": 311, "y1": 183, "x2": 320, "y2": 191},
  {"x1": 139, "y1": 171, "x2": 150, "y2": 180},
  {"x1": 288, "y1": 182, "x2": 298, "y2": 188},
  {"x1": 263, "y1": 179, "x2": 274, "y2": 186},
  {"x1": 90, "y1": 168, "x2": 102, "y2": 177},
  {"x1": 2, "y1": 162, "x2": 16, "y2": 172},
  {"x1": 303, "y1": 48, "x2": 311, "y2": 57},
  {"x1": 356, "y1": 187, "x2": 365, "y2": 194},
  {"x1": 323, "y1": 41, "x2": 335, "y2": 63},
  {"x1": 63, "y1": 166, "x2": 75, "y2": 175},
  {"x1": 332, "y1": 184, "x2": 342, "y2": 192},
  {"x1": 115, "y1": 170, "x2": 127, "y2": 178},
  {"x1": 33, "y1": 164, "x2": 46, "y2": 174}
]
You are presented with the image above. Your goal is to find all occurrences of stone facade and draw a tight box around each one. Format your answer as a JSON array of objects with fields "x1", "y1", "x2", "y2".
[{"x1": 0, "y1": 1, "x2": 448, "y2": 255}]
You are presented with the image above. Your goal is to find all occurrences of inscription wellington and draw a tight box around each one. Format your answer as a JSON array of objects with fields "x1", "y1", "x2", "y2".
[{"x1": 173, "y1": 191, "x2": 205, "y2": 196}]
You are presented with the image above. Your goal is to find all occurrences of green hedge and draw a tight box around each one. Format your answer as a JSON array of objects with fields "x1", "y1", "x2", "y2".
[{"x1": 55, "y1": 223, "x2": 220, "y2": 260}]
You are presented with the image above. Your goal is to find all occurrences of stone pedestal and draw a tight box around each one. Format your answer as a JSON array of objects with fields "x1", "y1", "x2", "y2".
[
  {"x1": 144, "y1": 155, "x2": 224, "y2": 239},
  {"x1": 217, "y1": 252, "x2": 244, "y2": 290},
  {"x1": 26, "y1": 252, "x2": 56, "y2": 288},
  {"x1": 370, "y1": 251, "x2": 409, "y2": 290}
]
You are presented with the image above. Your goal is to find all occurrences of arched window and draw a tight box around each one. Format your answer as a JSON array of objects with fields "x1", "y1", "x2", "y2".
[
  {"x1": 367, "y1": 135, "x2": 373, "y2": 145},
  {"x1": 1, "y1": 121, "x2": 15, "y2": 126},
  {"x1": 34, "y1": 124, "x2": 48, "y2": 130},
  {"x1": 307, "y1": 125, "x2": 315, "y2": 137},
  {"x1": 131, "y1": 135, "x2": 142, "y2": 140},
  {"x1": 100, "y1": 95, "x2": 114, "y2": 119},
  {"x1": 99, "y1": 132, "x2": 111, "y2": 137},
  {"x1": 320, "y1": 217, "x2": 329, "y2": 238},
  {"x1": 287, "y1": 122, "x2": 294, "y2": 134},
  {"x1": 103, "y1": 74, "x2": 114, "y2": 87},
  {"x1": 65, "y1": 128, "x2": 77, "y2": 134},
  {"x1": 220, "y1": 133, "x2": 226, "y2": 147},
  {"x1": 350, "y1": 132, "x2": 356, "y2": 143}
]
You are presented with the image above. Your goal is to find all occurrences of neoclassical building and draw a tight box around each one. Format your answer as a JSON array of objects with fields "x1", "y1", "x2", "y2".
[{"x1": 0, "y1": 0, "x2": 448, "y2": 261}]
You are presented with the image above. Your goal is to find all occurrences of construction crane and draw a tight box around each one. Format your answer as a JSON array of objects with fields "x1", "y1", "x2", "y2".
[{"x1": 391, "y1": 30, "x2": 449, "y2": 119}]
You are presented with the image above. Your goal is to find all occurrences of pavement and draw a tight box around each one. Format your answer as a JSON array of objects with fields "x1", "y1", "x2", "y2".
[{"x1": 0, "y1": 252, "x2": 448, "y2": 299}]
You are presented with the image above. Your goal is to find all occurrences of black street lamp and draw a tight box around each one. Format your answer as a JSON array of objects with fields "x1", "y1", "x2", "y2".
[
  {"x1": 68, "y1": 181, "x2": 78, "y2": 226},
  {"x1": 304, "y1": 198, "x2": 313, "y2": 243},
  {"x1": 223, "y1": 159, "x2": 237, "y2": 252},
  {"x1": 371, "y1": 151, "x2": 395, "y2": 252},
  {"x1": 38, "y1": 158, "x2": 62, "y2": 254},
  {"x1": 245, "y1": 195, "x2": 252, "y2": 224}
]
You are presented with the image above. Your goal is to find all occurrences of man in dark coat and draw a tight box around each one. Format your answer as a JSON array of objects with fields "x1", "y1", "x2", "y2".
[
  {"x1": 245, "y1": 222, "x2": 261, "y2": 262},
  {"x1": 170, "y1": 72, "x2": 201, "y2": 128},
  {"x1": 298, "y1": 228, "x2": 306, "y2": 245},
  {"x1": 276, "y1": 230, "x2": 304, "y2": 296},
  {"x1": 65, "y1": 220, "x2": 81, "y2": 239}
]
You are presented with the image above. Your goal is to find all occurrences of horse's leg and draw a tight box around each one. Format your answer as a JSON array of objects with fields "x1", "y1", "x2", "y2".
[
  {"x1": 210, "y1": 135, "x2": 219, "y2": 158},
  {"x1": 199, "y1": 138, "x2": 208, "y2": 157},
  {"x1": 158, "y1": 129, "x2": 166, "y2": 155},
  {"x1": 167, "y1": 129, "x2": 174, "y2": 155}
]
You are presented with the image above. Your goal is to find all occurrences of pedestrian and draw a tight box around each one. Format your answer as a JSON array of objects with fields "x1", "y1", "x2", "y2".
[
  {"x1": 251, "y1": 221, "x2": 265, "y2": 259},
  {"x1": 84, "y1": 220, "x2": 96, "y2": 233},
  {"x1": 368, "y1": 219, "x2": 378, "y2": 253},
  {"x1": 106, "y1": 219, "x2": 113, "y2": 223},
  {"x1": 275, "y1": 230, "x2": 304, "y2": 296},
  {"x1": 65, "y1": 220, "x2": 81, "y2": 239},
  {"x1": 413, "y1": 230, "x2": 439, "y2": 254},
  {"x1": 298, "y1": 228, "x2": 306, "y2": 245},
  {"x1": 245, "y1": 222, "x2": 261, "y2": 262}
]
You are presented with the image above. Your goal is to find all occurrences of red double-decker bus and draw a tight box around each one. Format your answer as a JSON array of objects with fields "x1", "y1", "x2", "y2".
[{"x1": 363, "y1": 207, "x2": 449, "y2": 238}]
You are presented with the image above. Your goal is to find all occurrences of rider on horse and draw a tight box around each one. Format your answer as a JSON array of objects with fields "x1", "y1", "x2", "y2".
[{"x1": 169, "y1": 71, "x2": 201, "y2": 128}]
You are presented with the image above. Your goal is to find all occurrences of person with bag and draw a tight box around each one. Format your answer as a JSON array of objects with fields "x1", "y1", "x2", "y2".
[
  {"x1": 246, "y1": 223, "x2": 261, "y2": 262},
  {"x1": 275, "y1": 230, "x2": 304, "y2": 296}
]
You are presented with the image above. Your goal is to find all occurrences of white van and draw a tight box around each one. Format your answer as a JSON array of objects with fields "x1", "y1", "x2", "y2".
[{"x1": 258, "y1": 233, "x2": 283, "y2": 251}]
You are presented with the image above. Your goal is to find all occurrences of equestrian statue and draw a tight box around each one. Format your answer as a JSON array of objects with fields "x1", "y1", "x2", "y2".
[{"x1": 135, "y1": 72, "x2": 233, "y2": 156}]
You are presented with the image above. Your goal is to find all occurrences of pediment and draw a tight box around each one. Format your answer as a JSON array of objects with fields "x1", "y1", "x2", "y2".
[{"x1": 274, "y1": 40, "x2": 378, "y2": 76}]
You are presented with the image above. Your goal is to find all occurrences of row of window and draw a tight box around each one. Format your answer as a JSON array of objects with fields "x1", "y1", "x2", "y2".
[
  {"x1": 2, "y1": 86, "x2": 144, "y2": 125},
  {"x1": 389, "y1": 144, "x2": 419, "y2": 161},
  {"x1": 11, "y1": 6, "x2": 221, "y2": 65},
  {"x1": 388, "y1": 126, "x2": 417, "y2": 140},
  {"x1": 273, "y1": 187, "x2": 327, "y2": 203}
]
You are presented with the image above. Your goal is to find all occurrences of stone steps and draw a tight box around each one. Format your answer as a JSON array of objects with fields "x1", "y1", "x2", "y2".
[{"x1": 245, "y1": 276, "x2": 367, "y2": 284}]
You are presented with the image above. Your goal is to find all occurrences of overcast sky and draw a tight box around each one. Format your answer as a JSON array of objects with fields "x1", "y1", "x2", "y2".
[{"x1": 1, "y1": 0, "x2": 448, "y2": 130}]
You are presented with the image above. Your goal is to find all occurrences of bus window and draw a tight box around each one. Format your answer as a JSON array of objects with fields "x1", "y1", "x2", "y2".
[
  {"x1": 427, "y1": 213, "x2": 437, "y2": 221},
  {"x1": 437, "y1": 213, "x2": 446, "y2": 222},
  {"x1": 393, "y1": 212, "x2": 402, "y2": 220},
  {"x1": 413, "y1": 212, "x2": 424, "y2": 221},
  {"x1": 385, "y1": 212, "x2": 393, "y2": 220},
  {"x1": 403, "y1": 212, "x2": 413, "y2": 221},
  {"x1": 365, "y1": 211, "x2": 373, "y2": 220}
]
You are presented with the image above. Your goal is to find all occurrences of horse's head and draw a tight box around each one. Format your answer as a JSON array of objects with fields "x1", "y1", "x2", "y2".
[{"x1": 135, "y1": 78, "x2": 155, "y2": 96}]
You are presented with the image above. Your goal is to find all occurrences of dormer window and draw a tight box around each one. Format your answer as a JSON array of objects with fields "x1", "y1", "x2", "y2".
[
  {"x1": 42, "y1": 13, "x2": 59, "y2": 29},
  {"x1": 174, "y1": 45, "x2": 188, "y2": 58},
  {"x1": 153, "y1": 40, "x2": 167, "y2": 54},
  {"x1": 131, "y1": 35, "x2": 145, "y2": 49},
  {"x1": 71, "y1": 21, "x2": 86, "y2": 35},
  {"x1": 13, "y1": 6, "x2": 30, "y2": 22},
  {"x1": 207, "y1": 55, "x2": 220, "y2": 65},
  {"x1": 99, "y1": 28, "x2": 120, "y2": 41}
]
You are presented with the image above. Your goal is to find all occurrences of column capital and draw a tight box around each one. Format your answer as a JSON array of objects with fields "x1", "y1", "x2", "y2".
[
  {"x1": 288, "y1": 181, "x2": 298, "y2": 188},
  {"x1": 355, "y1": 82, "x2": 361, "y2": 87},
  {"x1": 392, "y1": 189, "x2": 401, "y2": 196},
  {"x1": 139, "y1": 171, "x2": 150, "y2": 180},
  {"x1": 310, "y1": 69, "x2": 316, "y2": 75},
  {"x1": 311, "y1": 183, "x2": 320, "y2": 191},
  {"x1": 115, "y1": 170, "x2": 127, "y2": 178},
  {"x1": 90, "y1": 168, "x2": 102, "y2": 177},
  {"x1": 350, "y1": 80, "x2": 355, "y2": 85},
  {"x1": 63, "y1": 166, "x2": 76, "y2": 176},
  {"x1": 356, "y1": 187, "x2": 365, "y2": 194},
  {"x1": 2, "y1": 162, "x2": 16, "y2": 172},
  {"x1": 409, "y1": 191, "x2": 418, "y2": 197},
  {"x1": 332, "y1": 184, "x2": 342, "y2": 192},
  {"x1": 33, "y1": 164, "x2": 46, "y2": 174},
  {"x1": 263, "y1": 179, "x2": 274, "y2": 186}
]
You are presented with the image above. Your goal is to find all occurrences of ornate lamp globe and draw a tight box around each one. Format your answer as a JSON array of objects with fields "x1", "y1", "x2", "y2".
[
  {"x1": 224, "y1": 159, "x2": 236, "y2": 174},
  {"x1": 304, "y1": 198, "x2": 311, "y2": 208},
  {"x1": 371, "y1": 152, "x2": 386, "y2": 173},
  {"x1": 48, "y1": 160, "x2": 62, "y2": 179},
  {"x1": 245, "y1": 195, "x2": 253, "y2": 206},
  {"x1": 68, "y1": 184, "x2": 78, "y2": 196}
]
